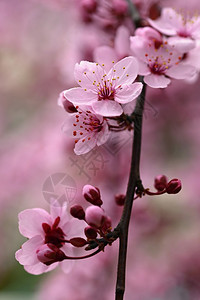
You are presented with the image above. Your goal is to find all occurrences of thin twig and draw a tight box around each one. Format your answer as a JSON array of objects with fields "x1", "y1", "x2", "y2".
[{"x1": 115, "y1": 82, "x2": 146, "y2": 300}]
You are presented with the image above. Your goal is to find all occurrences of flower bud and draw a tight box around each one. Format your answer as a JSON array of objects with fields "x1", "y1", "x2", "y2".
[
  {"x1": 58, "y1": 92, "x2": 77, "y2": 113},
  {"x1": 70, "y1": 205, "x2": 85, "y2": 220},
  {"x1": 85, "y1": 206, "x2": 105, "y2": 228},
  {"x1": 81, "y1": 0, "x2": 97, "y2": 13},
  {"x1": 69, "y1": 237, "x2": 88, "y2": 247},
  {"x1": 84, "y1": 226, "x2": 97, "y2": 239},
  {"x1": 154, "y1": 175, "x2": 168, "y2": 191},
  {"x1": 166, "y1": 179, "x2": 182, "y2": 194},
  {"x1": 115, "y1": 194, "x2": 126, "y2": 206},
  {"x1": 83, "y1": 185, "x2": 102, "y2": 206},
  {"x1": 102, "y1": 216, "x2": 112, "y2": 233},
  {"x1": 36, "y1": 244, "x2": 66, "y2": 265}
]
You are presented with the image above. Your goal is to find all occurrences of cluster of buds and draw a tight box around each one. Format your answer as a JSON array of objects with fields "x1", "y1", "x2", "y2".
[
  {"x1": 144, "y1": 175, "x2": 182, "y2": 197},
  {"x1": 70, "y1": 185, "x2": 112, "y2": 243}
]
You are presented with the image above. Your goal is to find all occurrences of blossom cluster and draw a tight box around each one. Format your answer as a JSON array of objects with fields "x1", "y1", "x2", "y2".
[{"x1": 58, "y1": 7, "x2": 200, "y2": 155}]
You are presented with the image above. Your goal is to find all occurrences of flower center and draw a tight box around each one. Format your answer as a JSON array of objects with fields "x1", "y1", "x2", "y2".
[
  {"x1": 42, "y1": 216, "x2": 65, "y2": 248},
  {"x1": 98, "y1": 81, "x2": 115, "y2": 101}
]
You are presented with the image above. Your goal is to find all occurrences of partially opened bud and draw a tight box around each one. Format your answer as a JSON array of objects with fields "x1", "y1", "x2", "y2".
[
  {"x1": 70, "y1": 205, "x2": 85, "y2": 220},
  {"x1": 83, "y1": 185, "x2": 102, "y2": 206},
  {"x1": 166, "y1": 179, "x2": 182, "y2": 194},
  {"x1": 85, "y1": 206, "x2": 105, "y2": 228},
  {"x1": 84, "y1": 226, "x2": 97, "y2": 239},
  {"x1": 69, "y1": 237, "x2": 88, "y2": 247},
  {"x1": 36, "y1": 244, "x2": 66, "y2": 265},
  {"x1": 154, "y1": 175, "x2": 168, "y2": 191},
  {"x1": 115, "y1": 194, "x2": 126, "y2": 206}
]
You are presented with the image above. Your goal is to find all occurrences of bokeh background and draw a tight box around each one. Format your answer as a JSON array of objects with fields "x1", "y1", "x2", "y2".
[{"x1": 1, "y1": 0, "x2": 200, "y2": 299}]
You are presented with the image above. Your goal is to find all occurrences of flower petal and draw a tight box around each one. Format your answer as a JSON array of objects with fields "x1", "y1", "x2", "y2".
[
  {"x1": 114, "y1": 25, "x2": 130, "y2": 57},
  {"x1": 144, "y1": 74, "x2": 171, "y2": 88},
  {"x1": 168, "y1": 36, "x2": 196, "y2": 53},
  {"x1": 107, "y1": 56, "x2": 139, "y2": 86},
  {"x1": 19, "y1": 208, "x2": 51, "y2": 238},
  {"x1": 92, "y1": 100, "x2": 123, "y2": 117},
  {"x1": 165, "y1": 64, "x2": 197, "y2": 79},
  {"x1": 74, "y1": 61, "x2": 104, "y2": 88},
  {"x1": 115, "y1": 82, "x2": 143, "y2": 104},
  {"x1": 24, "y1": 261, "x2": 58, "y2": 275},
  {"x1": 94, "y1": 46, "x2": 118, "y2": 73},
  {"x1": 97, "y1": 123, "x2": 110, "y2": 146},
  {"x1": 74, "y1": 133, "x2": 97, "y2": 155},
  {"x1": 15, "y1": 235, "x2": 43, "y2": 265},
  {"x1": 64, "y1": 87, "x2": 97, "y2": 105}
]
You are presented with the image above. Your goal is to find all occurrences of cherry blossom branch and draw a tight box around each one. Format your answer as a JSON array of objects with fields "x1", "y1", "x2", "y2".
[{"x1": 115, "y1": 81, "x2": 146, "y2": 300}]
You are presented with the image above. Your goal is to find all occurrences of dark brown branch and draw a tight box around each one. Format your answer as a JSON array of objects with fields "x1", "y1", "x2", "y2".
[{"x1": 115, "y1": 82, "x2": 146, "y2": 300}]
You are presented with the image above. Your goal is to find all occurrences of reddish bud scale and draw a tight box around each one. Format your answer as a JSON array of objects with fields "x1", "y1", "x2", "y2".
[
  {"x1": 69, "y1": 237, "x2": 88, "y2": 247},
  {"x1": 70, "y1": 205, "x2": 85, "y2": 220},
  {"x1": 166, "y1": 179, "x2": 182, "y2": 194}
]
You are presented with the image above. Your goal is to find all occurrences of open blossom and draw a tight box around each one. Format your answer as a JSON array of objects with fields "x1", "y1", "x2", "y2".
[
  {"x1": 148, "y1": 8, "x2": 200, "y2": 53},
  {"x1": 62, "y1": 106, "x2": 110, "y2": 155},
  {"x1": 15, "y1": 202, "x2": 80, "y2": 275},
  {"x1": 63, "y1": 57, "x2": 143, "y2": 117},
  {"x1": 130, "y1": 31, "x2": 197, "y2": 88}
]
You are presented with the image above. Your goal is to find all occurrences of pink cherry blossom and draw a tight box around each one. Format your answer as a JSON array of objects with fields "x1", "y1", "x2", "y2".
[
  {"x1": 62, "y1": 106, "x2": 110, "y2": 155},
  {"x1": 63, "y1": 57, "x2": 143, "y2": 117},
  {"x1": 15, "y1": 202, "x2": 81, "y2": 275},
  {"x1": 130, "y1": 34, "x2": 197, "y2": 88},
  {"x1": 148, "y1": 8, "x2": 200, "y2": 53}
]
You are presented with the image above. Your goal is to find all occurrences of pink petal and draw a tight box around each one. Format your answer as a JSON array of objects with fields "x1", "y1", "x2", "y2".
[
  {"x1": 24, "y1": 261, "x2": 58, "y2": 275},
  {"x1": 74, "y1": 61, "x2": 104, "y2": 88},
  {"x1": 144, "y1": 74, "x2": 171, "y2": 88},
  {"x1": 19, "y1": 208, "x2": 51, "y2": 238},
  {"x1": 74, "y1": 133, "x2": 97, "y2": 155},
  {"x1": 115, "y1": 25, "x2": 130, "y2": 57},
  {"x1": 97, "y1": 123, "x2": 110, "y2": 146},
  {"x1": 138, "y1": 61, "x2": 150, "y2": 76},
  {"x1": 147, "y1": 8, "x2": 181, "y2": 36},
  {"x1": 64, "y1": 87, "x2": 97, "y2": 105},
  {"x1": 50, "y1": 202, "x2": 69, "y2": 227},
  {"x1": 130, "y1": 36, "x2": 147, "y2": 63},
  {"x1": 168, "y1": 36, "x2": 196, "y2": 53},
  {"x1": 107, "y1": 56, "x2": 139, "y2": 86},
  {"x1": 15, "y1": 235, "x2": 43, "y2": 265},
  {"x1": 165, "y1": 64, "x2": 197, "y2": 79},
  {"x1": 135, "y1": 26, "x2": 162, "y2": 43},
  {"x1": 60, "y1": 260, "x2": 74, "y2": 274},
  {"x1": 115, "y1": 82, "x2": 143, "y2": 103},
  {"x1": 92, "y1": 100, "x2": 123, "y2": 117},
  {"x1": 94, "y1": 46, "x2": 118, "y2": 72}
]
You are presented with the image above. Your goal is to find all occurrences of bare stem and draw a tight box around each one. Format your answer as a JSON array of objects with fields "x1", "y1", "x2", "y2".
[{"x1": 115, "y1": 82, "x2": 146, "y2": 300}]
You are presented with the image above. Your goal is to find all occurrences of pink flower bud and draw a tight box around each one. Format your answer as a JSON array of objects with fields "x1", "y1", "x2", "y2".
[
  {"x1": 36, "y1": 244, "x2": 66, "y2": 265},
  {"x1": 102, "y1": 216, "x2": 112, "y2": 233},
  {"x1": 69, "y1": 237, "x2": 88, "y2": 247},
  {"x1": 115, "y1": 194, "x2": 126, "y2": 206},
  {"x1": 84, "y1": 226, "x2": 97, "y2": 239},
  {"x1": 70, "y1": 205, "x2": 85, "y2": 220},
  {"x1": 166, "y1": 179, "x2": 182, "y2": 194},
  {"x1": 154, "y1": 175, "x2": 168, "y2": 191},
  {"x1": 81, "y1": 0, "x2": 97, "y2": 13},
  {"x1": 58, "y1": 92, "x2": 77, "y2": 113},
  {"x1": 83, "y1": 185, "x2": 102, "y2": 206},
  {"x1": 85, "y1": 206, "x2": 105, "y2": 228},
  {"x1": 112, "y1": 0, "x2": 128, "y2": 16}
]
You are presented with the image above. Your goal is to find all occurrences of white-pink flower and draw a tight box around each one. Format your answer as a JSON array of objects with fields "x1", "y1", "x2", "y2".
[
  {"x1": 148, "y1": 8, "x2": 200, "y2": 53},
  {"x1": 15, "y1": 202, "x2": 81, "y2": 275},
  {"x1": 63, "y1": 57, "x2": 143, "y2": 117},
  {"x1": 62, "y1": 106, "x2": 110, "y2": 155},
  {"x1": 130, "y1": 32, "x2": 197, "y2": 88}
]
